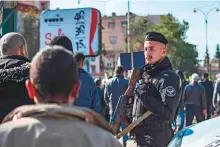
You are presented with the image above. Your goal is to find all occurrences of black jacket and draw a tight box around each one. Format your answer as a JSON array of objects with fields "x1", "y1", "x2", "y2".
[
  {"x1": 0, "y1": 55, "x2": 34, "y2": 122},
  {"x1": 201, "y1": 78, "x2": 214, "y2": 104},
  {"x1": 104, "y1": 75, "x2": 128, "y2": 115},
  {"x1": 133, "y1": 57, "x2": 181, "y2": 125}
]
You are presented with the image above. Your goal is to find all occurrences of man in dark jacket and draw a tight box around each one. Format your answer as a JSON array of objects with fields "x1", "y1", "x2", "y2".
[
  {"x1": 201, "y1": 72, "x2": 214, "y2": 119},
  {"x1": 104, "y1": 66, "x2": 128, "y2": 118},
  {"x1": 0, "y1": 32, "x2": 34, "y2": 122},
  {"x1": 104, "y1": 65, "x2": 128, "y2": 147},
  {"x1": 94, "y1": 78, "x2": 107, "y2": 117},
  {"x1": 132, "y1": 32, "x2": 181, "y2": 147},
  {"x1": 184, "y1": 73, "x2": 207, "y2": 126},
  {"x1": 74, "y1": 53, "x2": 101, "y2": 113}
]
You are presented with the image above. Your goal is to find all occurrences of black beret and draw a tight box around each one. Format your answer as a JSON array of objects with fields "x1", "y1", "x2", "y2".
[{"x1": 145, "y1": 32, "x2": 168, "y2": 45}]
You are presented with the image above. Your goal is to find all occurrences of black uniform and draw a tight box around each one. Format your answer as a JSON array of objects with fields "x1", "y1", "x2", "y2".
[{"x1": 132, "y1": 56, "x2": 181, "y2": 147}]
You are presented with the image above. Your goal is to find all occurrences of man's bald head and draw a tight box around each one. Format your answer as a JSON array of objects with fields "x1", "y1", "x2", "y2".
[
  {"x1": 0, "y1": 32, "x2": 27, "y2": 56},
  {"x1": 30, "y1": 46, "x2": 78, "y2": 99}
]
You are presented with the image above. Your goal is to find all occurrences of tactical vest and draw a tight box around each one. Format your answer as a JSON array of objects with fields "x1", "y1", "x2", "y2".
[
  {"x1": 132, "y1": 69, "x2": 181, "y2": 126},
  {"x1": 132, "y1": 74, "x2": 153, "y2": 125}
]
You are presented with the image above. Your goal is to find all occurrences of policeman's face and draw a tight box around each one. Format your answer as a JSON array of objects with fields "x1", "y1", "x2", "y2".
[{"x1": 144, "y1": 41, "x2": 167, "y2": 64}]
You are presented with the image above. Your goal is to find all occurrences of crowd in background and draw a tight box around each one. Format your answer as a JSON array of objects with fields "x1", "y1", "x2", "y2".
[
  {"x1": 96, "y1": 69, "x2": 220, "y2": 138},
  {"x1": 1, "y1": 32, "x2": 220, "y2": 147}
]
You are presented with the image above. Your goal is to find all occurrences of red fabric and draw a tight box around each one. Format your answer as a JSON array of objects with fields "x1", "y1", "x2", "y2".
[{"x1": 89, "y1": 9, "x2": 98, "y2": 56}]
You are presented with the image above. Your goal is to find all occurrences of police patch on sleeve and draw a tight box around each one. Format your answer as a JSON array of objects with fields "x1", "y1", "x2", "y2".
[{"x1": 165, "y1": 86, "x2": 176, "y2": 97}]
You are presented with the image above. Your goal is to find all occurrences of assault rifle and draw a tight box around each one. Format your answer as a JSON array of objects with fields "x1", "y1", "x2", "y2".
[{"x1": 109, "y1": 69, "x2": 153, "y2": 139}]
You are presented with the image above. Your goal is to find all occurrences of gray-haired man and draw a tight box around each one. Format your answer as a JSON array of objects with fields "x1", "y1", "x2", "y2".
[
  {"x1": 184, "y1": 73, "x2": 207, "y2": 126},
  {"x1": 0, "y1": 32, "x2": 34, "y2": 122}
]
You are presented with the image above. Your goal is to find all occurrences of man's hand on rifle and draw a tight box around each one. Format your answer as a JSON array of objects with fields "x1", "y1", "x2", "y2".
[
  {"x1": 125, "y1": 69, "x2": 141, "y2": 96},
  {"x1": 110, "y1": 69, "x2": 141, "y2": 136}
]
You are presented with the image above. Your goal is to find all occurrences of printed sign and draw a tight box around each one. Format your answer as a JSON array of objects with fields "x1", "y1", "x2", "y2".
[
  {"x1": 119, "y1": 51, "x2": 145, "y2": 70},
  {"x1": 40, "y1": 8, "x2": 101, "y2": 56}
]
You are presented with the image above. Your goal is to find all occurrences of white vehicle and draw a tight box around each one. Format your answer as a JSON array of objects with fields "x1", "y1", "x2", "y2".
[{"x1": 168, "y1": 116, "x2": 220, "y2": 147}]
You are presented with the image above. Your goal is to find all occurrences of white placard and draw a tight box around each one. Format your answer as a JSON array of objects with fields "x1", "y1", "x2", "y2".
[{"x1": 40, "y1": 8, "x2": 101, "y2": 56}]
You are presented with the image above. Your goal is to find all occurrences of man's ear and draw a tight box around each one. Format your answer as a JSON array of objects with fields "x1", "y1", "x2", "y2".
[
  {"x1": 20, "y1": 45, "x2": 26, "y2": 56},
  {"x1": 70, "y1": 81, "x2": 81, "y2": 98},
  {"x1": 162, "y1": 48, "x2": 167, "y2": 55},
  {"x1": 25, "y1": 80, "x2": 36, "y2": 99}
]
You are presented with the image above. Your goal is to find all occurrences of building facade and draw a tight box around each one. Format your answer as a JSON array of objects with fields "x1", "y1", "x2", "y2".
[{"x1": 96, "y1": 13, "x2": 161, "y2": 77}]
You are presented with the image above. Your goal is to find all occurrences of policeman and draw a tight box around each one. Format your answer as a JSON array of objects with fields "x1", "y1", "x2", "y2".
[{"x1": 132, "y1": 32, "x2": 181, "y2": 147}]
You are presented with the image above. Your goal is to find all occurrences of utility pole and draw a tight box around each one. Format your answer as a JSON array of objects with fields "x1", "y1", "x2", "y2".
[
  {"x1": 193, "y1": 7, "x2": 219, "y2": 77},
  {"x1": 127, "y1": 0, "x2": 134, "y2": 70}
]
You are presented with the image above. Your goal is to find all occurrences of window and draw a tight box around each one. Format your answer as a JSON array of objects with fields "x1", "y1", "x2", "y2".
[
  {"x1": 121, "y1": 21, "x2": 127, "y2": 28},
  {"x1": 91, "y1": 57, "x2": 96, "y2": 62},
  {"x1": 91, "y1": 66, "x2": 96, "y2": 73},
  {"x1": 106, "y1": 63, "x2": 112, "y2": 67},
  {"x1": 108, "y1": 21, "x2": 115, "y2": 29},
  {"x1": 110, "y1": 36, "x2": 117, "y2": 44}
]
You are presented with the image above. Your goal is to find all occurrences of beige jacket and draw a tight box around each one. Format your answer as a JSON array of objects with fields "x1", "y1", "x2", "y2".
[{"x1": 0, "y1": 104, "x2": 122, "y2": 147}]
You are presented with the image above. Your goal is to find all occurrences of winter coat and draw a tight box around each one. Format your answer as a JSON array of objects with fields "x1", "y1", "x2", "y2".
[
  {"x1": 0, "y1": 104, "x2": 122, "y2": 147},
  {"x1": 0, "y1": 55, "x2": 34, "y2": 122}
]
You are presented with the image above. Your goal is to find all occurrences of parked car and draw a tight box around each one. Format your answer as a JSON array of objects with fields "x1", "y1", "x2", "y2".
[{"x1": 168, "y1": 116, "x2": 220, "y2": 147}]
